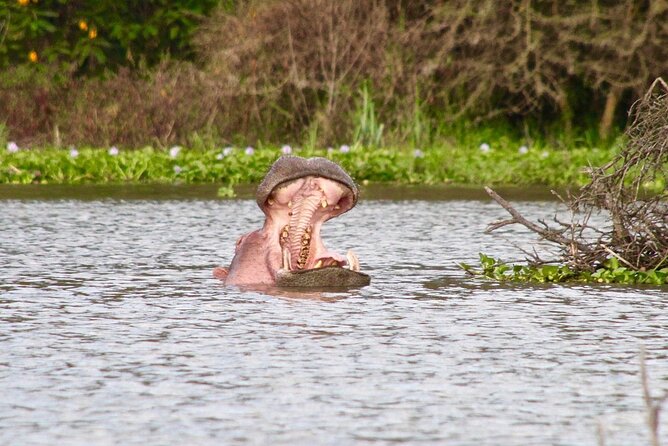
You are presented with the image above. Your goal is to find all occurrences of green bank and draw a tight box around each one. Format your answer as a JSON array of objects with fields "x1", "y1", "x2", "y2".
[{"x1": 0, "y1": 140, "x2": 623, "y2": 189}]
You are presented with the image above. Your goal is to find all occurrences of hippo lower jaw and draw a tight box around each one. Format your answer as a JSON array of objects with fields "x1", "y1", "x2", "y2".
[{"x1": 275, "y1": 266, "x2": 371, "y2": 288}]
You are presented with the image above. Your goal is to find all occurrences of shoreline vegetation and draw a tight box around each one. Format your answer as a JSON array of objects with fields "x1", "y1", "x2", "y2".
[{"x1": 0, "y1": 139, "x2": 628, "y2": 189}]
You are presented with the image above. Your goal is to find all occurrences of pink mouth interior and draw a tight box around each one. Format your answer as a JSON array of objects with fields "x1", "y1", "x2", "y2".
[{"x1": 263, "y1": 176, "x2": 354, "y2": 271}]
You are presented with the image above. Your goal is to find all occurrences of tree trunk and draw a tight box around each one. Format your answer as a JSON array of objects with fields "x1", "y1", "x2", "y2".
[
  {"x1": 557, "y1": 91, "x2": 573, "y2": 139},
  {"x1": 599, "y1": 87, "x2": 622, "y2": 140}
]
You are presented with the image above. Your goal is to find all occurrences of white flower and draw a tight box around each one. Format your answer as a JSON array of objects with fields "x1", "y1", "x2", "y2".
[
  {"x1": 173, "y1": 165, "x2": 182, "y2": 174},
  {"x1": 215, "y1": 153, "x2": 224, "y2": 160},
  {"x1": 169, "y1": 145, "x2": 181, "y2": 158},
  {"x1": 223, "y1": 146, "x2": 234, "y2": 156},
  {"x1": 281, "y1": 144, "x2": 292, "y2": 155},
  {"x1": 413, "y1": 149, "x2": 424, "y2": 158},
  {"x1": 327, "y1": 147, "x2": 334, "y2": 154},
  {"x1": 540, "y1": 150, "x2": 549, "y2": 159},
  {"x1": 340, "y1": 144, "x2": 350, "y2": 153},
  {"x1": 7, "y1": 141, "x2": 19, "y2": 153},
  {"x1": 479, "y1": 143, "x2": 490, "y2": 153},
  {"x1": 70, "y1": 148, "x2": 79, "y2": 158},
  {"x1": 518, "y1": 145, "x2": 529, "y2": 155},
  {"x1": 108, "y1": 146, "x2": 119, "y2": 156},
  {"x1": 245, "y1": 146, "x2": 255, "y2": 155}
]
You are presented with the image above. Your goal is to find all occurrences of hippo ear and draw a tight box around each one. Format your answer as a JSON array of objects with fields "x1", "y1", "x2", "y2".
[
  {"x1": 235, "y1": 233, "x2": 249, "y2": 252},
  {"x1": 213, "y1": 267, "x2": 228, "y2": 281}
]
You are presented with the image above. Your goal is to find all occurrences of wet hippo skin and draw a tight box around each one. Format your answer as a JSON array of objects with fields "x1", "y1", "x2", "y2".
[{"x1": 214, "y1": 156, "x2": 370, "y2": 288}]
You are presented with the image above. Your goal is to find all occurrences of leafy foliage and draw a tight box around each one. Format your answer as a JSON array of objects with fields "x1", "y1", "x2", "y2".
[
  {"x1": 0, "y1": 0, "x2": 224, "y2": 73},
  {"x1": 461, "y1": 254, "x2": 668, "y2": 285},
  {"x1": 0, "y1": 140, "x2": 621, "y2": 188}
]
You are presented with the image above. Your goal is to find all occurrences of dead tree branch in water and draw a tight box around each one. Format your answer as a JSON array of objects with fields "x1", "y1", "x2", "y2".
[
  {"x1": 640, "y1": 348, "x2": 668, "y2": 446},
  {"x1": 597, "y1": 349, "x2": 667, "y2": 446},
  {"x1": 486, "y1": 78, "x2": 668, "y2": 272}
]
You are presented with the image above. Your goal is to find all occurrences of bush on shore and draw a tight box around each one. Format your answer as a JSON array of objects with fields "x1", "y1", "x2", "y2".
[{"x1": 1, "y1": 0, "x2": 666, "y2": 148}]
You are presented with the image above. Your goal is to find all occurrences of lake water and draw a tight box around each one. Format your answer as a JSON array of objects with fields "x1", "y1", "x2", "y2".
[{"x1": 1, "y1": 186, "x2": 666, "y2": 445}]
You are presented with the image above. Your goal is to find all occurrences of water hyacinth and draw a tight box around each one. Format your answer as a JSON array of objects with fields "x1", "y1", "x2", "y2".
[
  {"x1": 245, "y1": 146, "x2": 255, "y2": 156},
  {"x1": 479, "y1": 143, "x2": 491, "y2": 153},
  {"x1": 108, "y1": 146, "x2": 119, "y2": 156},
  {"x1": 7, "y1": 141, "x2": 19, "y2": 153},
  {"x1": 413, "y1": 149, "x2": 424, "y2": 158},
  {"x1": 340, "y1": 144, "x2": 350, "y2": 153},
  {"x1": 169, "y1": 145, "x2": 181, "y2": 158},
  {"x1": 173, "y1": 165, "x2": 182, "y2": 174},
  {"x1": 518, "y1": 145, "x2": 529, "y2": 155},
  {"x1": 281, "y1": 144, "x2": 292, "y2": 155}
]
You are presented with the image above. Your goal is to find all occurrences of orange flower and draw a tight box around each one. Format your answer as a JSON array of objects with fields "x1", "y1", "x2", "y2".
[
  {"x1": 78, "y1": 20, "x2": 88, "y2": 31},
  {"x1": 88, "y1": 28, "x2": 97, "y2": 39},
  {"x1": 28, "y1": 51, "x2": 38, "y2": 62},
  {"x1": 18, "y1": 0, "x2": 29, "y2": 6}
]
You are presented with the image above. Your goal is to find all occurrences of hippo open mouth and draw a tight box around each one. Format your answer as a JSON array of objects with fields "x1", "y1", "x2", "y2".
[{"x1": 215, "y1": 156, "x2": 370, "y2": 288}]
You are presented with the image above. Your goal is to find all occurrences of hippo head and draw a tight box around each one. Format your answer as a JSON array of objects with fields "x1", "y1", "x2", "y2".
[{"x1": 215, "y1": 156, "x2": 370, "y2": 288}]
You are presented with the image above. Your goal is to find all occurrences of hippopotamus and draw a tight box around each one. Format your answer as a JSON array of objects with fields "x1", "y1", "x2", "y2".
[{"x1": 214, "y1": 156, "x2": 370, "y2": 288}]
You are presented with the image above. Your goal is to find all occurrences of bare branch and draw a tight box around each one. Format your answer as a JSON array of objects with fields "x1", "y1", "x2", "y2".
[{"x1": 485, "y1": 186, "x2": 592, "y2": 254}]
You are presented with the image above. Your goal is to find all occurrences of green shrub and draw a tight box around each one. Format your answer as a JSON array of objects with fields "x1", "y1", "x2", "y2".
[{"x1": 0, "y1": 0, "x2": 224, "y2": 73}]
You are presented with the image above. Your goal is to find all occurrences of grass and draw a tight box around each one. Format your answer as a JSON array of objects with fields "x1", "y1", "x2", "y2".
[{"x1": 0, "y1": 136, "x2": 624, "y2": 189}]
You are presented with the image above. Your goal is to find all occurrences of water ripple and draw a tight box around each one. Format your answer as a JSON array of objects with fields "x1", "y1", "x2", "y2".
[{"x1": 0, "y1": 198, "x2": 666, "y2": 445}]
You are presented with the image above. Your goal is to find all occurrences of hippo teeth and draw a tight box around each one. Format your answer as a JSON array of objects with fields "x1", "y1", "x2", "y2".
[
  {"x1": 280, "y1": 225, "x2": 293, "y2": 270},
  {"x1": 288, "y1": 193, "x2": 320, "y2": 269},
  {"x1": 279, "y1": 223, "x2": 312, "y2": 270},
  {"x1": 297, "y1": 227, "x2": 311, "y2": 269},
  {"x1": 346, "y1": 250, "x2": 360, "y2": 272}
]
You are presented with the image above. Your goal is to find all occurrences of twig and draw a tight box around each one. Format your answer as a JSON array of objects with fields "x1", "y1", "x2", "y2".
[
  {"x1": 485, "y1": 186, "x2": 592, "y2": 254},
  {"x1": 640, "y1": 348, "x2": 667, "y2": 446},
  {"x1": 600, "y1": 244, "x2": 637, "y2": 270},
  {"x1": 597, "y1": 420, "x2": 606, "y2": 446}
]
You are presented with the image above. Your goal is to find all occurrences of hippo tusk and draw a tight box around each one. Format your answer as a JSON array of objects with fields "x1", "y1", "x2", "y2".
[
  {"x1": 346, "y1": 250, "x2": 360, "y2": 272},
  {"x1": 282, "y1": 245, "x2": 292, "y2": 271}
]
